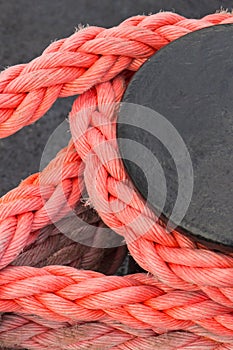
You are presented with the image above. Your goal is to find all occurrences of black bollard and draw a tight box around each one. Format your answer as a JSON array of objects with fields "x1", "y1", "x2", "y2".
[{"x1": 118, "y1": 24, "x2": 233, "y2": 251}]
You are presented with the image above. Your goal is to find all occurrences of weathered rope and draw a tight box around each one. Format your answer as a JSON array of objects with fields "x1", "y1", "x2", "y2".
[
  {"x1": 11, "y1": 203, "x2": 127, "y2": 274},
  {"x1": 1, "y1": 11, "x2": 233, "y2": 349},
  {"x1": 1, "y1": 313, "x2": 221, "y2": 350}
]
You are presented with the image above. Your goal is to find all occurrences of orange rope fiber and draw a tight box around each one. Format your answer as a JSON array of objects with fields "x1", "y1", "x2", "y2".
[{"x1": 1, "y1": 11, "x2": 233, "y2": 349}]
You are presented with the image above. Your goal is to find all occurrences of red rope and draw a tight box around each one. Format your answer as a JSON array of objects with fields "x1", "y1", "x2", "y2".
[{"x1": 1, "y1": 11, "x2": 233, "y2": 349}]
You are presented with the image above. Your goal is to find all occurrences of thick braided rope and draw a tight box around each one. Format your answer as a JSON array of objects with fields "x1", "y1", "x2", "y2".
[
  {"x1": 11, "y1": 203, "x2": 126, "y2": 275},
  {"x1": 0, "y1": 314, "x2": 221, "y2": 350},
  {"x1": 1, "y1": 11, "x2": 233, "y2": 349},
  {"x1": 0, "y1": 11, "x2": 232, "y2": 274},
  {"x1": 1, "y1": 267, "x2": 233, "y2": 346},
  {"x1": 0, "y1": 11, "x2": 232, "y2": 268},
  {"x1": 0, "y1": 12, "x2": 232, "y2": 138},
  {"x1": 0, "y1": 140, "x2": 85, "y2": 269}
]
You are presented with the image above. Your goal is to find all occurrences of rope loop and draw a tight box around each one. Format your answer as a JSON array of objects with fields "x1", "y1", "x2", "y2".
[{"x1": 1, "y1": 11, "x2": 233, "y2": 349}]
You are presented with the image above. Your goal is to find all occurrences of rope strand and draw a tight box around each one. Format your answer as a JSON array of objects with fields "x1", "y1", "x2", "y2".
[{"x1": 1, "y1": 11, "x2": 233, "y2": 349}]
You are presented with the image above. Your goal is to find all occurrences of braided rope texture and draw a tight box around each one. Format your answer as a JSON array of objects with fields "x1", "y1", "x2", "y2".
[
  {"x1": 11, "y1": 203, "x2": 127, "y2": 274},
  {"x1": 1, "y1": 11, "x2": 233, "y2": 349}
]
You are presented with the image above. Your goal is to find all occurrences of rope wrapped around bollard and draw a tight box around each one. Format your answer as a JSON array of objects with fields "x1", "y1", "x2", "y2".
[{"x1": 1, "y1": 10, "x2": 233, "y2": 349}]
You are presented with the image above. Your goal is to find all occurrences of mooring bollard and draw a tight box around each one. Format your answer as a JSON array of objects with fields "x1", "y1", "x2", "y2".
[
  {"x1": 118, "y1": 24, "x2": 233, "y2": 251},
  {"x1": 1, "y1": 12, "x2": 233, "y2": 349}
]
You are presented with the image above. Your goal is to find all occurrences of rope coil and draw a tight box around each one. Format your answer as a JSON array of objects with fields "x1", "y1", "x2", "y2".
[{"x1": 1, "y1": 11, "x2": 233, "y2": 349}]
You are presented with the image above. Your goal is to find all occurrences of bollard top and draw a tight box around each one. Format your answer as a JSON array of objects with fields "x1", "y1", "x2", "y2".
[{"x1": 118, "y1": 24, "x2": 233, "y2": 251}]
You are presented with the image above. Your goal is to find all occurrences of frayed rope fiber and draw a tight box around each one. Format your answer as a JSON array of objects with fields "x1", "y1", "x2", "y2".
[{"x1": 1, "y1": 11, "x2": 233, "y2": 349}]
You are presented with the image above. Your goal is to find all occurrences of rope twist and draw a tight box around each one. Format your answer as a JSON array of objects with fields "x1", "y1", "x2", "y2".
[{"x1": 1, "y1": 11, "x2": 233, "y2": 349}]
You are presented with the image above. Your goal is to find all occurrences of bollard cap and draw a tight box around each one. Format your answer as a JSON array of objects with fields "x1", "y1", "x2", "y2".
[{"x1": 118, "y1": 24, "x2": 233, "y2": 251}]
